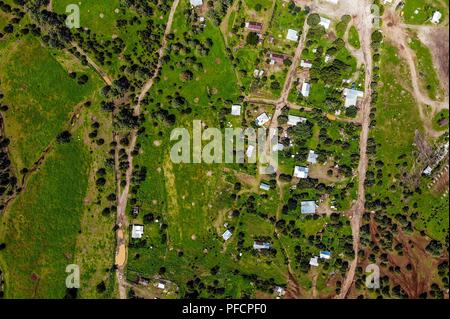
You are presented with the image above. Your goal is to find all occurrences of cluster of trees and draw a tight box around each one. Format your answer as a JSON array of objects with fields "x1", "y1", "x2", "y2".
[{"x1": 0, "y1": 125, "x2": 17, "y2": 212}]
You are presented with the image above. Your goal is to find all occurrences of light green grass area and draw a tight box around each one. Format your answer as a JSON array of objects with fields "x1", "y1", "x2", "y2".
[
  {"x1": 266, "y1": 2, "x2": 307, "y2": 56},
  {"x1": 402, "y1": 0, "x2": 448, "y2": 25},
  {"x1": 348, "y1": 25, "x2": 360, "y2": 49},
  {"x1": 0, "y1": 139, "x2": 89, "y2": 298},
  {"x1": 409, "y1": 36, "x2": 443, "y2": 100},
  {"x1": 0, "y1": 36, "x2": 100, "y2": 173}
]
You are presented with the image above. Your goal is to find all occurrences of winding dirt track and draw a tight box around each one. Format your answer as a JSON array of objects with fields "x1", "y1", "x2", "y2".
[{"x1": 114, "y1": 0, "x2": 180, "y2": 299}]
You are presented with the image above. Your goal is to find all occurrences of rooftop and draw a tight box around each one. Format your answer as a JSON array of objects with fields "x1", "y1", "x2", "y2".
[
  {"x1": 294, "y1": 166, "x2": 309, "y2": 179},
  {"x1": 131, "y1": 225, "x2": 144, "y2": 239},
  {"x1": 307, "y1": 150, "x2": 318, "y2": 164},
  {"x1": 301, "y1": 201, "x2": 316, "y2": 214},
  {"x1": 231, "y1": 104, "x2": 241, "y2": 116},
  {"x1": 286, "y1": 29, "x2": 299, "y2": 42}
]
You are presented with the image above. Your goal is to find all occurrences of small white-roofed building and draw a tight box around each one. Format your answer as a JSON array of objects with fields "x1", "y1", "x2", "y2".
[
  {"x1": 320, "y1": 251, "x2": 332, "y2": 259},
  {"x1": 301, "y1": 82, "x2": 310, "y2": 97},
  {"x1": 157, "y1": 282, "x2": 166, "y2": 289},
  {"x1": 231, "y1": 104, "x2": 241, "y2": 116},
  {"x1": 286, "y1": 29, "x2": 299, "y2": 42},
  {"x1": 256, "y1": 112, "x2": 270, "y2": 126},
  {"x1": 260, "y1": 183, "x2": 270, "y2": 191},
  {"x1": 343, "y1": 88, "x2": 364, "y2": 108},
  {"x1": 300, "y1": 60, "x2": 313, "y2": 69},
  {"x1": 294, "y1": 166, "x2": 309, "y2": 178},
  {"x1": 287, "y1": 115, "x2": 307, "y2": 126},
  {"x1": 431, "y1": 11, "x2": 442, "y2": 24},
  {"x1": 309, "y1": 256, "x2": 319, "y2": 267},
  {"x1": 190, "y1": 0, "x2": 203, "y2": 7},
  {"x1": 272, "y1": 143, "x2": 284, "y2": 152},
  {"x1": 301, "y1": 201, "x2": 317, "y2": 214},
  {"x1": 319, "y1": 17, "x2": 331, "y2": 30},
  {"x1": 423, "y1": 166, "x2": 433, "y2": 175},
  {"x1": 131, "y1": 225, "x2": 144, "y2": 239},
  {"x1": 253, "y1": 241, "x2": 271, "y2": 250},
  {"x1": 222, "y1": 230, "x2": 232, "y2": 241},
  {"x1": 246, "y1": 145, "x2": 255, "y2": 158},
  {"x1": 307, "y1": 150, "x2": 318, "y2": 164}
]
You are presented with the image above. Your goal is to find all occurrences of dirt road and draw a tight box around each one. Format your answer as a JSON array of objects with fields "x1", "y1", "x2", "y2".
[
  {"x1": 114, "y1": 0, "x2": 180, "y2": 299},
  {"x1": 336, "y1": 0, "x2": 375, "y2": 299}
]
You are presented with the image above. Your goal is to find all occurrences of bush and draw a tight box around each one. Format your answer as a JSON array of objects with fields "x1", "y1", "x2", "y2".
[{"x1": 307, "y1": 13, "x2": 321, "y2": 26}]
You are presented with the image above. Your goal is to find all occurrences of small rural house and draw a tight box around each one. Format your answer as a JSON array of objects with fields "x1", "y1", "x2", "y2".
[
  {"x1": 190, "y1": 0, "x2": 203, "y2": 7},
  {"x1": 256, "y1": 113, "x2": 270, "y2": 126},
  {"x1": 246, "y1": 21, "x2": 263, "y2": 31},
  {"x1": 222, "y1": 230, "x2": 232, "y2": 241},
  {"x1": 231, "y1": 104, "x2": 241, "y2": 116},
  {"x1": 319, "y1": 17, "x2": 331, "y2": 30},
  {"x1": 301, "y1": 201, "x2": 317, "y2": 214},
  {"x1": 431, "y1": 11, "x2": 442, "y2": 24},
  {"x1": 309, "y1": 256, "x2": 319, "y2": 267},
  {"x1": 320, "y1": 251, "x2": 332, "y2": 259},
  {"x1": 131, "y1": 224, "x2": 144, "y2": 239},
  {"x1": 269, "y1": 53, "x2": 286, "y2": 65},
  {"x1": 307, "y1": 150, "x2": 318, "y2": 164},
  {"x1": 260, "y1": 183, "x2": 270, "y2": 191},
  {"x1": 423, "y1": 166, "x2": 433, "y2": 175},
  {"x1": 343, "y1": 88, "x2": 364, "y2": 107},
  {"x1": 300, "y1": 60, "x2": 313, "y2": 69},
  {"x1": 301, "y1": 82, "x2": 310, "y2": 97},
  {"x1": 286, "y1": 29, "x2": 299, "y2": 42},
  {"x1": 253, "y1": 241, "x2": 271, "y2": 250},
  {"x1": 287, "y1": 115, "x2": 307, "y2": 126},
  {"x1": 294, "y1": 166, "x2": 309, "y2": 179}
]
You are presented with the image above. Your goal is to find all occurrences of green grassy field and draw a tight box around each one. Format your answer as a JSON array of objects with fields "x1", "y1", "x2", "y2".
[
  {"x1": 402, "y1": 0, "x2": 448, "y2": 24},
  {"x1": 409, "y1": 36, "x2": 443, "y2": 100},
  {"x1": 0, "y1": 36, "x2": 100, "y2": 174},
  {"x1": 0, "y1": 139, "x2": 89, "y2": 298},
  {"x1": 348, "y1": 25, "x2": 360, "y2": 49}
]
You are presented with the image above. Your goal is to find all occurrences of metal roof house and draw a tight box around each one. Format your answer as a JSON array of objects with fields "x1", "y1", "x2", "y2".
[
  {"x1": 260, "y1": 183, "x2": 271, "y2": 191},
  {"x1": 131, "y1": 224, "x2": 144, "y2": 239},
  {"x1": 286, "y1": 29, "x2": 299, "y2": 42},
  {"x1": 343, "y1": 88, "x2": 364, "y2": 107},
  {"x1": 309, "y1": 256, "x2": 319, "y2": 267},
  {"x1": 269, "y1": 53, "x2": 286, "y2": 64},
  {"x1": 253, "y1": 241, "x2": 271, "y2": 250},
  {"x1": 231, "y1": 104, "x2": 241, "y2": 116},
  {"x1": 256, "y1": 113, "x2": 270, "y2": 126},
  {"x1": 300, "y1": 60, "x2": 313, "y2": 69},
  {"x1": 245, "y1": 21, "x2": 263, "y2": 31},
  {"x1": 431, "y1": 11, "x2": 442, "y2": 24},
  {"x1": 320, "y1": 251, "x2": 332, "y2": 259},
  {"x1": 272, "y1": 143, "x2": 284, "y2": 152},
  {"x1": 301, "y1": 201, "x2": 317, "y2": 214},
  {"x1": 287, "y1": 115, "x2": 307, "y2": 126},
  {"x1": 307, "y1": 150, "x2": 318, "y2": 164},
  {"x1": 301, "y1": 82, "x2": 310, "y2": 97},
  {"x1": 190, "y1": 0, "x2": 203, "y2": 7},
  {"x1": 222, "y1": 230, "x2": 232, "y2": 241},
  {"x1": 319, "y1": 17, "x2": 331, "y2": 30},
  {"x1": 294, "y1": 166, "x2": 309, "y2": 179}
]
